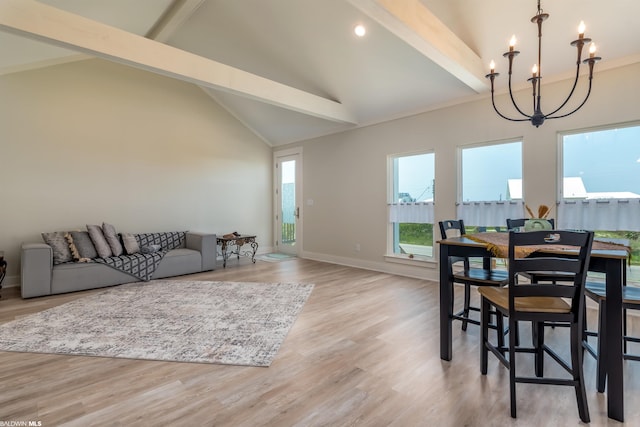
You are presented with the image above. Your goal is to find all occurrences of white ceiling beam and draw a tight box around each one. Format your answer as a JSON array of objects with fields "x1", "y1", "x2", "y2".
[
  {"x1": 349, "y1": 0, "x2": 488, "y2": 93},
  {"x1": 0, "y1": 0, "x2": 357, "y2": 124}
]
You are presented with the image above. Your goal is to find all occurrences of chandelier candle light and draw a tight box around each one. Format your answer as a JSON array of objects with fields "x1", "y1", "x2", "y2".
[{"x1": 485, "y1": 0, "x2": 601, "y2": 127}]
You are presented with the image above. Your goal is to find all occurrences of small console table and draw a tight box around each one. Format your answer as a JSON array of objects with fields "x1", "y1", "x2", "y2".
[{"x1": 217, "y1": 234, "x2": 258, "y2": 268}]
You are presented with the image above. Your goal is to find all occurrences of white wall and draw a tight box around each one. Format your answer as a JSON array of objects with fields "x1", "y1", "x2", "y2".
[
  {"x1": 279, "y1": 62, "x2": 640, "y2": 280},
  {"x1": 0, "y1": 59, "x2": 273, "y2": 283}
]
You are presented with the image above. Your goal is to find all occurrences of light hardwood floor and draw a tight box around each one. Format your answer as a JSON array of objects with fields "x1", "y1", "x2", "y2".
[{"x1": 0, "y1": 258, "x2": 639, "y2": 426}]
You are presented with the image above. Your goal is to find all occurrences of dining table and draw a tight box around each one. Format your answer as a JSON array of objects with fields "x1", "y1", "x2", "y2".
[{"x1": 438, "y1": 232, "x2": 629, "y2": 422}]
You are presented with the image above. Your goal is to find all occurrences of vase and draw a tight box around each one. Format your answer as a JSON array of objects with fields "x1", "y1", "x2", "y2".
[{"x1": 524, "y1": 219, "x2": 553, "y2": 231}]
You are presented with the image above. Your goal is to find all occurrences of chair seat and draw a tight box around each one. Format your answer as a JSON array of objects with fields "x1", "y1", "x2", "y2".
[
  {"x1": 454, "y1": 268, "x2": 509, "y2": 285},
  {"x1": 585, "y1": 282, "x2": 640, "y2": 304},
  {"x1": 478, "y1": 287, "x2": 571, "y2": 313}
]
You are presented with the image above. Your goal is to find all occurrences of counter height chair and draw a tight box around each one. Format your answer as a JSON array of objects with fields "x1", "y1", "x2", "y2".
[
  {"x1": 439, "y1": 220, "x2": 509, "y2": 332},
  {"x1": 505, "y1": 218, "x2": 574, "y2": 285},
  {"x1": 479, "y1": 229, "x2": 594, "y2": 423}
]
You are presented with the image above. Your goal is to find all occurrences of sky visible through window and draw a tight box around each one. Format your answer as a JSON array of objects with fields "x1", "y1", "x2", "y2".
[
  {"x1": 397, "y1": 153, "x2": 435, "y2": 202},
  {"x1": 563, "y1": 125, "x2": 640, "y2": 196},
  {"x1": 462, "y1": 141, "x2": 522, "y2": 202}
]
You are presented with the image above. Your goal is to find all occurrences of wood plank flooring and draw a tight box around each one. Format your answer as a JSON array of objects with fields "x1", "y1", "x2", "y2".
[{"x1": 0, "y1": 258, "x2": 639, "y2": 426}]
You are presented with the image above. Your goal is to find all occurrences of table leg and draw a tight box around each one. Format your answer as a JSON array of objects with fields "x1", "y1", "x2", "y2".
[
  {"x1": 250, "y1": 241, "x2": 258, "y2": 263},
  {"x1": 440, "y1": 244, "x2": 453, "y2": 361},
  {"x1": 0, "y1": 259, "x2": 5, "y2": 299},
  {"x1": 605, "y1": 258, "x2": 624, "y2": 421},
  {"x1": 221, "y1": 241, "x2": 229, "y2": 268}
]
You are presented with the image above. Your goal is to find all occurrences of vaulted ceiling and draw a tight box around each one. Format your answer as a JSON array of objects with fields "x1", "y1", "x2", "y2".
[{"x1": 1, "y1": 0, "x2": 639, "y2": 146}]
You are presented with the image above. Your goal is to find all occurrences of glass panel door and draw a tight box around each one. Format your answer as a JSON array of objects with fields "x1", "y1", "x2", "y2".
[{"x1": 276, "y1": 153, "x2": 300, "y2": 255}]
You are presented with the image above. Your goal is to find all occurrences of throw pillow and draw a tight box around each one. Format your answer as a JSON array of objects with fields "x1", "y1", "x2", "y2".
[
  {"x1": 41, "y1": 231, "x2": 73, "y2": 264},
  {"x1": 64, "y1": 232, "x2": 91, "y2": 263},
  {"x1": 121, "y1": 232, "x2": 140, "y2": 255},
  {"x1": 102, "y1": 222, "x2": 123, "y2": 256},
  {"x1": 87, "y1": 224, "x2": 112, "y2": 258},
  {"x1": 70, "y1": 231, "x2": 98, "y2": 259}
]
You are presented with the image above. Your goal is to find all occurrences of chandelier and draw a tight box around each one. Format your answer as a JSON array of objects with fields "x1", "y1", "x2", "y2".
[{"x1": 485, "y1": 0, "x2": 601, "y2": 127}]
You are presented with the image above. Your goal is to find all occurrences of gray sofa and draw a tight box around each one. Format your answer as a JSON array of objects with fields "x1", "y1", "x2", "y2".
[{"x1": 21, "y1": 231, "x2": 216, "y2": 298}]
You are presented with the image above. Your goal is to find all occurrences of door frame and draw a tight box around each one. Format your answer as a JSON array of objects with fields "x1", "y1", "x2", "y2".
[{"x1": 273, "y1": 147, "x2": 303, "y2": 256}]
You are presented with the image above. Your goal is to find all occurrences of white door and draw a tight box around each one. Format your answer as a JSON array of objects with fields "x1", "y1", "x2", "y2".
[{"x1": 275, "y1": 150, "x2": 302, "y2": 256}]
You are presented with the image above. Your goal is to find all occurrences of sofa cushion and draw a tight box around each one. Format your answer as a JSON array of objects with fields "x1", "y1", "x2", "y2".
[
  {"x1": 41, "y1": 231, "x2": 73, "y2": 264},
  {"x1": 121, "y1": 232, "x2": 140, "y2": 255},
  {"x1": 70, "y1": 231, "x2": 98, "y2": 259},
  {"x1": 87, "y1": 224, "x2": 112, "y2": 258},
  {"x1": 102, "y1": 222, "x2": 123, "y2": 256},
  {"x1": 154, "y1": 248, "x2": 202, "y2": 279}
]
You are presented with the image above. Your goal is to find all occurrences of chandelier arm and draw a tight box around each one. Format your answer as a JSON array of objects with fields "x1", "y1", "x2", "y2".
[
  {"x1": 546, "y1": 43, "x2": 586, "y2": 117},
  {"x1": 545, "y1": 77, "x2": 593, "y2": 120},
  {"x1": 545, "y1": 64, "x2": 581, "y2": 117},
  {"x1": 490, "y1": 90, "x2": 531, "y2": 122},
  {"x1": 507, "y1": 72, "x2": 532, "y2": 119}
]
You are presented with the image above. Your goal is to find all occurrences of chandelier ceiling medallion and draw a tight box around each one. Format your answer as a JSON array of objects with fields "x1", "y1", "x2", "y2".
[{"x1": 485, "y1": 0, "x2": 601, "y2": 127}]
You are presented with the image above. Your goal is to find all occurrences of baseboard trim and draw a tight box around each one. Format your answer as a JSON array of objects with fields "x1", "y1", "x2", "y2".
[
  {"x1": 300, "y1": 251, "x2": 438, "y2": 281},
  {"x1": 1, "y1": 274, "x2": 20, "y2": 288}
]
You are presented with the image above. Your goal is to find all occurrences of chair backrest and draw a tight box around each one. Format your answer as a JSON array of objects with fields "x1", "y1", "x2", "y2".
[
  {"x1": 439, "y1": 219, "x2": 466, "y2": 239},
  {"x1": 507, "y1": 230, "x2": 594, "y2": 318},
  {"x1": 506, "y1": 218, "x2": 555, "y2": 230},
  {"x1": 439, "y1": 220, "x2": 469, "y2": 270}
]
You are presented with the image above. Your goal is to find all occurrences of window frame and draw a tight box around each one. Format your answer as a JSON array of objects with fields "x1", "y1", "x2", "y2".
[
  {"x1": 557, "y1": 121, "x2": 640, "y2": 273},
  {"x1": 456, "y1": 138, "x2": 524, "y2": 230},
  {"x1": 386, "y1": 149, "x2": 436, "y2": 261},
  {"x1": 557, "y1": 120, "x2": 640, "y2": 202},
  {"x1": 457, "y1": 138, "x2": 524, "y2": 204}
]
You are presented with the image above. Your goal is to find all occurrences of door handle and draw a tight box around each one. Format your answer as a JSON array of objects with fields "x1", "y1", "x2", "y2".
[{"x1": 295, "y1": 207, "x2": 300, "y2": 218}]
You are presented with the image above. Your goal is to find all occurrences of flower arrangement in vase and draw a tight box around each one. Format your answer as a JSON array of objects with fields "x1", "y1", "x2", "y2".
[{"x1": 524, "y1": 204, "x2": 553, "y2": 231}]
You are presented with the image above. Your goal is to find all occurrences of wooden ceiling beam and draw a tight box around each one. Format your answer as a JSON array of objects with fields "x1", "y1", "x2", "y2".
[
  {"x1": 349, "y1": 0, "x2": 488, "y2": 93},
  {"x1": 145, "y1": 0, "x2": 205, "y2": 43},
  {"x1": 0, "y1": 0, "x2": 357, "y2": 124}
]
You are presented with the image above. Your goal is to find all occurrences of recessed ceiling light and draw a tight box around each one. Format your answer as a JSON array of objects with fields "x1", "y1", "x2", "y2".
[{"x1": 354, "y1": 24, "x2": 366, "y2": 37}]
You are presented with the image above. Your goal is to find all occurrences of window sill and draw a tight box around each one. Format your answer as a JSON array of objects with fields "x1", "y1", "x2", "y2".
[{"x1": 384, "y1": 253, "x2": 436, "y2": 267}]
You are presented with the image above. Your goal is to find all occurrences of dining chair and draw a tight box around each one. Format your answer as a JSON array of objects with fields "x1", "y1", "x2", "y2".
[
  {"x1": 583, "y1": 265, "x2": 640, "y2": 392},
  {"x1": 438, "y1": 220, "x2": 509, "y2": 331},
  {"x1": 479, "y1": 229, "x2": 594, "y2": 423},
  {"x1": 505, "y1": 218, "x2": 573, "y2": 285}
]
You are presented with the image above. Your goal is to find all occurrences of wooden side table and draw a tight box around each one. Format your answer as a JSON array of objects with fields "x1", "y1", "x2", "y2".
[{"x1": 216, "y1": 234, "x2": 258, "y2": 268}]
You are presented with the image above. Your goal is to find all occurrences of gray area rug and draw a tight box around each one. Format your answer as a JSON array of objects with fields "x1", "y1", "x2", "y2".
[{"x1": 0, "y1": 280, "x2": 314, "y2": 367}]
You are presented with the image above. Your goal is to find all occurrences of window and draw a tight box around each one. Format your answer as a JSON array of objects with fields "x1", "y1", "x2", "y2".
[
  {"x1": 388, "y1": 152, "x2": 435, "y2": 258},
  {"x1": 457, "y1": 140, "x2": 524, "y2": 230},
  {"x1": 559, "y1": 122, "x2": 640, "y2": 272}
]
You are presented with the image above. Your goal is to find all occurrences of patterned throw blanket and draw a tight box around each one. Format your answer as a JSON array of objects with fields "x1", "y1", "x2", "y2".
[
  {"x1": 94, "y1": 232, "x2": 186, "y2": 281},
  {"x1": 94, "y1": 252, "x2": 167, "y2": 281}
]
